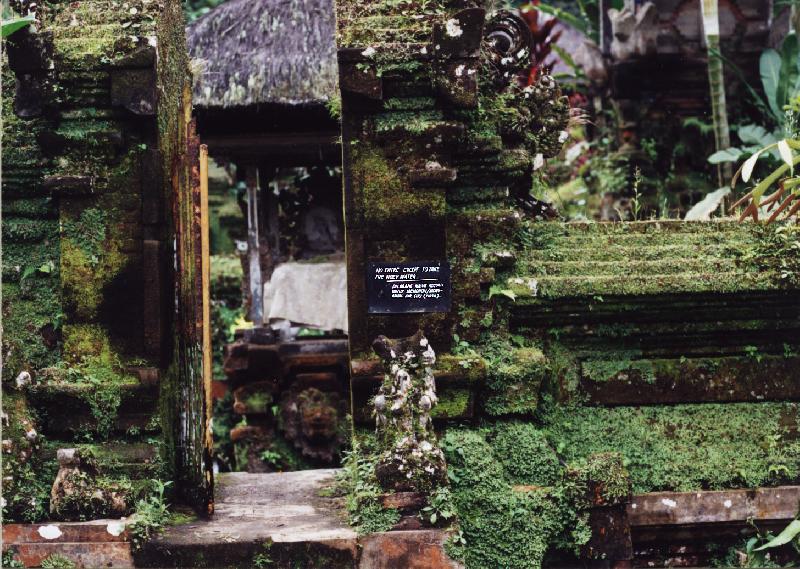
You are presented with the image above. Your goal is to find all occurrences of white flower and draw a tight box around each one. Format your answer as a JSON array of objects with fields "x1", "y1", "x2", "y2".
[
  {"x1": 361, "y1": 47, "x2": 376, "y2": 58},
  {"x1": 558, "y1": 130, "x2": 569, "y2": 143},
  {"x1": 533, "y1": 153, "x2": 545, "y2": 171},
  {"x1": 445, "y1": 19, "x2": 463, "y2": 37}
]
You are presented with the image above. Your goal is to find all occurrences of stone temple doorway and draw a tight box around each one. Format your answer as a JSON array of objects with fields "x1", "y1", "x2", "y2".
[{"x1": 185, "y1": 0, "x2": 351, "y2": 478}]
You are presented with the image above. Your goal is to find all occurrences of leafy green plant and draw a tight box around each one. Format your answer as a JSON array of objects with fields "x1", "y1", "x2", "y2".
[
  {"x1": 709, "y1": 34, "x2": 800, "y2": 181},
  {"x1": 729, "y1": 121, "x2": 800, "y2": 221},
  {"x1": 533, "y1": 0, "x2": 623, "y2": 44},
  {"x1": 336, "y1": 437, "x2": 400, "y2": 534},
  {"x1": 744, "y1": 345, "x2": 763, "y2": 363},
  {"x1": 2, "y1": 550, "x2": 25, "y2": 568},
  {"x1": 252, "y1": 540, "x2": 274, "y2": 568},
  {"x1": 420, "y1": 486, "x2": 456, "y2": 526},
  {"x1": 755, "y1": 518, "x2": 800, "y2": 551},
  {"x1": 40, "y1": 554, "x2": 77, "y2": 569},
  {"x1": 130, "y1": 480, "x2": 171, "y2": 551},
  {"x1": 710, "y1": 124, "x2": 782, "y2": 166}
]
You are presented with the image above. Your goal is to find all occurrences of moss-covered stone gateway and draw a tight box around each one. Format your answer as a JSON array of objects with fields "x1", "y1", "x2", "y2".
[
  {"x1": 335, "y1": 1, "x2": 800, "y2": 567},
  {"x1": 2, "y1": 0, "x2": 213, "y2": 557}
]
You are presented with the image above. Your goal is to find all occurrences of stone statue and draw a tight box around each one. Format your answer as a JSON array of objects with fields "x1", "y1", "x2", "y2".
[
  {"x1": 608, "y1": 1, "x2": 659, "y2": 60},
  {"x1": 371, "y1": 331, "x2": 447, "y2": 493}
]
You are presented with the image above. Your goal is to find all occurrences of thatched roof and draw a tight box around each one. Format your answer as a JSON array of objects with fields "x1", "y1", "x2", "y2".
[{"x1": 187, "y1": 0, "x2": 337, "y2": 108}]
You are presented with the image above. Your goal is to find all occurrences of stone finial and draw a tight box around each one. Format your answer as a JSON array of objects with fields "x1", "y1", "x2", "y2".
[{"x1": 371, "y1": 331, "x2": 447, "y2": 493}]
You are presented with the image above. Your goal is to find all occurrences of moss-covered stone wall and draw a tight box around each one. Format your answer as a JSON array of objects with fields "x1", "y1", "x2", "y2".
[
  {"x1": 1, "y1": 0, "x2": 190, "y2": 524},
  {"x1": 335, "y1": 1, "x2": 800, "y2": 566}
]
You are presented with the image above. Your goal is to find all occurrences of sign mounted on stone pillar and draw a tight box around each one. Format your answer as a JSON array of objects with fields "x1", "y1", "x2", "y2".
[{"x1": 367, "y1": 261, "x2": 451, "y2": 314}]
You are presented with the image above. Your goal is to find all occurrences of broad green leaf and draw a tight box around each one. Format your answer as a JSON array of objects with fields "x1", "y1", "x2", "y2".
[
  {"x1": 489, "y1": 285, "x2": 517, "y2": 302},
  {"x1": 741, "y1": 151, "x2": 763, "y2": 183},
  {"x1": 1, "y1": 14, "x2": 34, "y2": 38},
  {"x1": 778, "y1": 139, "x2": 794, "y2": 171},
  {"x1": 732, "y1": 141, "x2": 783, "y2": 185},
  {"x1": 760, "y1": 49, "x2": 783, "y2": 121},
  {"x1": 708, "y1": 148, "x2": 742, "y2": 164},
  {"x1": 737, "y1": 124, "x2": 778, "y2": 146},
  {"x1": 778, "y1": 34, "x2": 799, "y2": 116},
  {"x1": 684, "y1": 187, "x2": 730, "y2": 221},
  {"x1": 535, "y1": 4, "x2": 591, "y2": 38},
  {"x1": 754, "y1": 519, "x2": 800, "y2": 551}
]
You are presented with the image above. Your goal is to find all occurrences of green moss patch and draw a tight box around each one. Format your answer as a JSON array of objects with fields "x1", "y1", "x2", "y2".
[
  {"x1": 352, "y1": 145, "x2": 445, "y2": 228},
  {"x1": 541, "y1": 403, "x2": 800, "y2": 493},
  {"x1": 442, "y1": 427, "x2": 592, "y2": 569},
  {"x1": 483, "y1": 347, "x2": 549, "y2": 416}
]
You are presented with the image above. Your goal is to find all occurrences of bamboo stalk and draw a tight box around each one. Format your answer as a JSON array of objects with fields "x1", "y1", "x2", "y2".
[
  {"x1": 199, "y1": 144, "x2": 213, "y2": 473},
  {"x1": 701, "y1": 0, "x2": 732, "y2": 187}
]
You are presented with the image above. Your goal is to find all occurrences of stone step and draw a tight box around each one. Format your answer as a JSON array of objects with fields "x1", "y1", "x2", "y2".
[
  {"x1": 512, "y1": 289, "x2": 799, "y2": 320},
  {"x1": 628, "y1": 486, "x2": 800, "y2": 567},
  {"x1": 3, "y1": 518, "x2": 133, "y2": 543},
  {"x1": 508, "y1": 271, "x2": 780, "y2": 300},
  {"x1": 526, "y1": 258, "x2": 741, "y2": 278},
  {"x1": 5, "y1": 542, "x2": 133, "y2": 568},
  {"x1": 26, "y1": 380, "x2": 160, "y2": 437},
  {"x1": 522, "y1": 243, "x2": 745, "y2": 263},
  {"x1": 536, "y1": 220, "x2": 753, "y2": 235},
  {"x1": 41, "y1": 441, "x2": 162, "y2": 479},
  {"x1": 2, "y1": 518, "x2": 134, "y2": 569},
  {"x1": 136, "y1": 470, "x2": 458, "y2": 569},
  {"x1": 546, "y1": 316, "x2": 800, "y2": 341},
  {"x1": 577, "y1": 354, "x2": 800, "y2": 405}
]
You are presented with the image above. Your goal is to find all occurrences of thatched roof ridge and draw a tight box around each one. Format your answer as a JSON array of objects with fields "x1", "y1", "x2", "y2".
[{"x1": 187, "y1": 0, "x2": 337, "y2": 108}]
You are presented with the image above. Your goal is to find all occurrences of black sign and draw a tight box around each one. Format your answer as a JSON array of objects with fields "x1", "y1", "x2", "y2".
[{"x1": 367, "y1": 261, "x2": 451, "y2": 314}]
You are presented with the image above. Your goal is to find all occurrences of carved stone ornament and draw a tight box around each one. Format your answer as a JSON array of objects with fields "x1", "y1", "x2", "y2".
[{"x1": 372, "y1": 331, "x2": 447, "y2": 493}]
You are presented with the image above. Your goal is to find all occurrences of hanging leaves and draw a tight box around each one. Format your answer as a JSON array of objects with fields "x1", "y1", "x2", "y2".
[{"x1": 1, "y1": 14, "x2": 34, "y2": 38}]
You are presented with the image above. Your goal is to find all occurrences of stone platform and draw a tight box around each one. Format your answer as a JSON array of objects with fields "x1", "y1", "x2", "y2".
[{"x1": 137, "y1": 469, "x2": 460, "y2": 569}]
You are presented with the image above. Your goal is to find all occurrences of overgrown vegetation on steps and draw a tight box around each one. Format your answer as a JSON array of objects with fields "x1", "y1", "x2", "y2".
[{"x1": 539, "y1": 401, "x2": 800, "y2": 493}]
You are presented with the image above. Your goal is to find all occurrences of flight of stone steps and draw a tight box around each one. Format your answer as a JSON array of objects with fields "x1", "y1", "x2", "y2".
[{"x1": 504, "y1": 222, "x2": 800, "y2": 394}]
